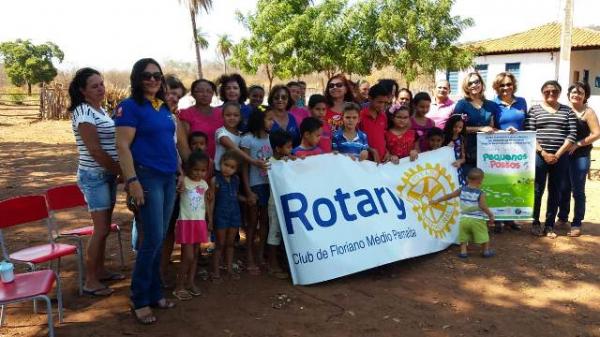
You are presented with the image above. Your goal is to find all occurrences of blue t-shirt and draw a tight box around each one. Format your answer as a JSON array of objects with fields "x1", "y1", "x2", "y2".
[
  {"x1": 453, "y1": 99, "x2": 500, "y2": 163},
  {"x1": 460, "y1": 185, "x2": 485, "y2": 218},
  {"x1": 114, "y1": 97, "x2": 177, "y2": 174},
  {"x1": 493, "y1": 96, "x2": 527, "y2": 131},
  {"x1": 239, "y1": 103, "x2": 253, "y2": 133},
  {"x1": 332, "y1": 129, "x2": 369, "y2": 158},
  {"x1": 271, "y1": 112, "x2": 300, "y2": 147}
]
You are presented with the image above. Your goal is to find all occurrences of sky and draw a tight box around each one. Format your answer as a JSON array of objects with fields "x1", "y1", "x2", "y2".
[{"x1": 0, "y1": 0, "x2": 598, "y2": 71}]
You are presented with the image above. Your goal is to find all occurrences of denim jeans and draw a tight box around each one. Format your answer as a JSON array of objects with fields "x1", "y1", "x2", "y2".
[
  {"x1": 533, "y1": 153, "x2": 568, "y2": 227},
  {"x1": 130, "y1": 165, "x2": 176, "y2": 309},
  {"x1": 76, "y1": 168, "x2": 117, "y2": 212},
  {"x1": 558, "y1": 155, "x2": 591, "y2": 227}
]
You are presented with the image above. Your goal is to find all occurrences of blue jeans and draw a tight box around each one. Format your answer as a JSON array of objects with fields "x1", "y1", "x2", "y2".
[
  {"x1": 558, "y1": 155, "x2": 590, "y2": 227},
  {"x1": 76, "y1": 168, "x2": 117, "y2": 212},
  {"x1": 533, "y1": 153, "x2": 568, "y2": 227},
  {"x1": 130, "y1": 165, "x2": 176, "y2": 309}
]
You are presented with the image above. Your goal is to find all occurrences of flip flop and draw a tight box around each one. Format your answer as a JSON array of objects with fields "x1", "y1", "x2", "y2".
[
  {"x1": 187, "y1": 288, "x2": 202, "y2": 297},
  {"x1": 151, "y1": 298, "x2": 176, "y2": 309},
  {"x1": 130, "y1": 306, "x2": 157, "y2": 325},
  {"x1": 83, "y1": 286, "x2": 114, "y2": 297},
  {"x1": 100, "y1": 273, "x2": 126, "y2": 282},
  {"x1": 482, "y1": 250, "x2": 496, "y2": 258},
  {"x1": 457, "y1": 252, "x2": 468, "y2": 259},
  {"x1": 172, "y1": 290, "x2": 193, "y2": 301}
]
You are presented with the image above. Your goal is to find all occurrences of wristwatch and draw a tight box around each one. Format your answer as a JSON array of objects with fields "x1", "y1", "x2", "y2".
[{"x1": 125, "y1": 176, "x2": 138, "y2": 187}]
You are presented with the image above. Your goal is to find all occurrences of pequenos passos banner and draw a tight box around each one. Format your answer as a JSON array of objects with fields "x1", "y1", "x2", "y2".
[
  {"x1": 268, "y1": 148, "x2": 460, "y2": 285},
  {"x1": 476, "y1": 131, "x2": 536, "y2": 221}
]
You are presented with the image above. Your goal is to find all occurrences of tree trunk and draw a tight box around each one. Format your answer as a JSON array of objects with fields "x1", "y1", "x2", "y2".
[
  {"x1": 190, "y1": 10, "x2": 203, "y2": 79},
  {"x1": 223, "y1": 53, "x2": 227, "y2": 74},
  {"x1": 266, "y1": 65, "x2": 273, "y2": 91},
  {"x1": 27, "y1": 82, "x2": 32, "y2": 96}
]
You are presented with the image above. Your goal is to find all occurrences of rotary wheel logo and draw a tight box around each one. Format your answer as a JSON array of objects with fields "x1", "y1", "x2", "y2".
[{"x1": 397, "y1": 163, "x2": 459, "y2": 238}]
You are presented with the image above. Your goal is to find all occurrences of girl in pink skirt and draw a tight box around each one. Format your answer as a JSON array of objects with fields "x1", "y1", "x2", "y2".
[{"x1": 173, "y1": 151, "x2": 211, "y2": 300}]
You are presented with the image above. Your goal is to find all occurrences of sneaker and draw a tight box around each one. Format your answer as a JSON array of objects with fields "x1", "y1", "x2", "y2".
[
  {"x1": 493, "y1": 221, "x2": 503, "y2": 234},
  {"x1": 507, "y1": 221, "x2": 522, "y2": 231},
  {"x1": 555, "y1": 219, "x2": 569, "y2": 230},
  {"x1": 544, "y1": 227, "x2": 557, "y2": 239},
  {"x1": 482, "y1": 249, "x2": 496, "y2": 258},
  {"x1": 530, "y1": 221, "x2": 544, "y2": 236}
]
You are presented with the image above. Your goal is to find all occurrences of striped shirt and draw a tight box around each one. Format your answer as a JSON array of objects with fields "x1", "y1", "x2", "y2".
[
  {"x1": 71, "y1": 103, "x2": 118, "y2": 170},
  {"x1": 524, "y1": 104, "x2": 577, "y2": 153}
]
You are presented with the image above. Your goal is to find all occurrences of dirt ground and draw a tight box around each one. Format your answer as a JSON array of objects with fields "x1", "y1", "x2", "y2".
[{"x1": 1, "y1": 108, "x2": 599, "y2": 337}]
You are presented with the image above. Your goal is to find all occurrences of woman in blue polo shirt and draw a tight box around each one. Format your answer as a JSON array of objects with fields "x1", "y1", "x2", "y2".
[
  {"x1": 491, "y1": 72, "x2": 527, "y2": 232},
  {"x1": 453, "y1": 72, "x2": 499, "y2": 175},
  {"x1": 115, "y1": 58, "x2": 177, "y2": 324}
]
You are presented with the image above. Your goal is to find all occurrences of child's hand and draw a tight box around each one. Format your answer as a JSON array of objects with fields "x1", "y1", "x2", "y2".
[
  {"x1": 253, "y1": 158, "x2": 270, "y2": 170},
  {"x1": 452, "y1": 160, "x2": 461, "y2": 168},
  {"x1": 205, "y1": 188, "x2": 214, "y2": 202},
  {"x1": 428, "y1": 199, "x2": 437, "y2": 206},
  {"x1": 390, "y1": 155, "x2": 400, "y2": 164},
  {"x1": 359, "y1": 150, "x2": 369, "y2": 161},
  {"x1": 176, "y1": 175, "x2": 185, "y2": 193},
  {"x1": 246, "y1": 192, "x2": 258, "y2": 206},
  {"x1": 409, "y1": 150, "x2": 418, "y2": 162}
]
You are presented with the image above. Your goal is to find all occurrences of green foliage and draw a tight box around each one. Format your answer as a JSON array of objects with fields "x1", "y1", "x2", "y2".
[
  {"x1": 195, "y1": 28, "x2": 209, "y2": 50},
  {"x1": 7, "y1": 87, "x2": 26, "y2": 105},
  {"x1": 377, "y1": 0, "x2": 474, "y2": 85},
  {"x1": 0, "y1": 39, "x2": 64, "y2": 95},
  {"x1": 216, "y1": 34, "x2": 234, "y2": 73},
  {"x1": 232, "y1": 0, "x2": 473, "y2": 86}
]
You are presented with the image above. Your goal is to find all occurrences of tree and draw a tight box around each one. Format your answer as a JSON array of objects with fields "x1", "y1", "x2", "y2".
[
  {"x1": 0, "y1": 39, "x2": 64, "y2": 95},
  {"x1": 377, "y1": 0, "x2": 474, "y2": 87},
  {"x1": 231, "y1": 0, "x2": 311, "y2": 89},
  {"x1": 179, "y1": 0, "x2": 212, "y2": 79},
  {"x1": 216, "y1": 34, "x2": 233, "y2": 74}
]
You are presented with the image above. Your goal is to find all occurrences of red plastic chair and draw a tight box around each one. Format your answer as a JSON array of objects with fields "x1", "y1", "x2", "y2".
[
  {"x1": 0, "y1": 195, "x2": 84, "y2": 295},
  {"x1": 0, "y1": 270, "x2": 63, "y2": 337},
  {"x1": 45, "y1": 184, "x2": 124, "y2": 269}
]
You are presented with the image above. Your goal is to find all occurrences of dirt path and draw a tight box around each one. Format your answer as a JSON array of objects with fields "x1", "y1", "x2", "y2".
[{"x1": 1, "y1": 111, "x2": 599, "y2": 337}]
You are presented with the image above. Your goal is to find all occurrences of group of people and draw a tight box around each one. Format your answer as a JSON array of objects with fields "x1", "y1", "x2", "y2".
[{"x1": 68, "y1": 57, "x2": 599, "y2": 325}]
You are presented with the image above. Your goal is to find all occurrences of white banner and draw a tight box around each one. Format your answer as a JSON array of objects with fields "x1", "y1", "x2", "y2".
[
  {"x1": 268, "y1": 147, "x2": 461, "y2": 285},
  {"x1": 476, "y1": 131, "x2": 536, "y2": 220}
]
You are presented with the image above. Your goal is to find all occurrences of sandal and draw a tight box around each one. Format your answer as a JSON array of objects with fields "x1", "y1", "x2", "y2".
[
  {"x1": 545, "y1": 227, "x2": 557, "y2": 239},
  {"x1": 187, "y1": 287, "x2": 202, "y2": 297},
  {"x1": 99, "y1": 272, "x2": 126, "y2": 282},
  {"x1": 151, "y1": 298, "x2": 176, "y2": 309},
  {"x1": 172, "y1": 289, "x2": 193, "y2": 301},
  {"x1": 482, "y1": 250, "x2": 496, "y2": 258},
  {"x1": 131, "y1": 306, "x2": 157, "y2": 325},
  {"x1": 457, "y1": 252, "x2": 468, "y2": 259},
  {"x1": 83, "y1": 286, "x2": 114, "y2": 297},
  {"x1": 567, "y1": 227, "x2": 581, "y2": 237},
  {"x1": 247, "y1": 265, "x2": 261, "y2": 276}
]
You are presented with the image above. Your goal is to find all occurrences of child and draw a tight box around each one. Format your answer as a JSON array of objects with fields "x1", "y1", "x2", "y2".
[
  {"x1": 173, "y1": 151, "x2": 210, "y2": 300},
  {"x1": 444, "y1": 115, "x2": 467, "y2": 186},
  {"x1": 426, "y1": 127, "x2": 444, "y2": 150},
  {"x1": 214, "y1": 102, "x2": 268, "y2": 171},
  {"x1": 266, "y1": 130, "x2": 293, "y2": 279},
  {"x1": 410, "y1": 92, "x2": 435, "y2": 152},
  {"x1": 248, "y1": 85, "x2": 265, "y2": 109},
  {"x1": 359, "y1": 84, "x2": 388, "y2": 163},
  {"x1": 292, "y1": 117, "x2": 324, "y2": 158},
  {"x1": 430, "y1": 168, "x2": 495, "y2": 258},
  {"x1": 209, "y1": 151, "x2": 246, "y2": 281},
  {"x1": 308, "y1": 94, "x2": 332, "y2": 153},
  {"x1": 385, "y1": 105, "x2": 418, "y2": 163},
  {"x1": 332, "y1": 102, "x2": 377, "y2": 161},
  {"x1": 189, "y1": 131, "x2": 214, "y2": 178},
  {"x1": 241, "y1": 106, "x2": 274, "y2": 275}
]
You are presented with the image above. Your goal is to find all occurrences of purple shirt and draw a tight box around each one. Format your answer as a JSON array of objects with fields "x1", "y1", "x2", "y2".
[{"x1": 426, "y1": 98, "x2": 455, "y2": 129}]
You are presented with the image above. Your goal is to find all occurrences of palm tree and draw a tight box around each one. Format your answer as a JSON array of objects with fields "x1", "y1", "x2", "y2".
[
  {"x1": 179, "y1": 0, "x2": 213, "y2": 79},
  {"x1": 216, "y1": 34, "x2": 233, "y2": 74},
  {"x1": 196, "y1": 28, "x2": 209, "y2": 51}
]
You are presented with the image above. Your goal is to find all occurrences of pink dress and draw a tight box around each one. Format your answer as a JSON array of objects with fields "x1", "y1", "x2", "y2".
[
  {"x1": 176, "y1": 177, "x2": 209, "y2": 244},
  {"x1": 178, "y1": 106, "x2": 223, "y2": 158},
  {"x1": 410, "y1": 116, "x2": 434, "y2": 151},
  {"x1": 290, "y1": 107, "x2": 310, "y2": 125},
  {"x1": 385, "y1": 129, "x2": 417, "y2": 159}
]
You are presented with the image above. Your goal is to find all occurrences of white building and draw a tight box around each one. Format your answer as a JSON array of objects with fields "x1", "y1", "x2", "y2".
[{"x1": 437, "y1": 23, "x2": 600, "y2": 113}]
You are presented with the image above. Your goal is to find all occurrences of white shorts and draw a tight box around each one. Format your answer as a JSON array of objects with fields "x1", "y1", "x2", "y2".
[{"x1": 267, "y1": 197, "x2": 282, "y2": 246}]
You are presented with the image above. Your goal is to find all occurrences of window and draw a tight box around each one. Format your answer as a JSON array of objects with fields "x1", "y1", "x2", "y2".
[
  {"x1": 505, "y1": 63, "x2": 521, "y2": 82},
  {"x1": 475, "y1": 64, "x2": 488, "y2": 83},
  {"x1": 446, "y1": 70, "x2": 459, "y2": 93},
  {"x1": 583, "y1": 69, "x2": 590, "y2": 84}
]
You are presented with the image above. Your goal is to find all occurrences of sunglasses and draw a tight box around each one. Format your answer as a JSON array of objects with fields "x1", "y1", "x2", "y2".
[
  {"x1": 468, "y1": 79, "x2": 481, "y2": 86},
  {"x1": 499, "y1": 83, "x2": 513, "y2": 88},
  {"x1": 437, "y1": 86, "x2": 449, "y2": 90},
  {"x1": 141, "y1": 72, "x2": 163, "y2": 81},
  {"x1": 328, "y1": 82, "x2": 344, "y2": 89},
  {"x1": 543, "y1": 89, "x2": 560, "y2": 96},
  {"x1": 273, "y1": 95, "x2": 288, "y2": 101}
]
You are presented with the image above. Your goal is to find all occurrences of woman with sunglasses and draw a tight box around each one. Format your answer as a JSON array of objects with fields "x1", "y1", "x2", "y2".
[
  {"x1": 556, "y1": 82, "x2": 600, "y2": 237},
  {"x1": 524, "y1": 80, "x2": 577, "y2": 239},
  {"x1": 491, "y1": 72, "x2": 528, "y2": 232},
  {"x1": 453, "y1": 72, "x2": 499, "y2": 176},
  {"x1": 324, "y1": 74, "x2": 355, "y2": 133},
  {"x1": 115, "y1": 58, "x2": 178, "y2": 324},
  {"x1": 269, "y1": 84, "x2": 300, "y2": 146}
]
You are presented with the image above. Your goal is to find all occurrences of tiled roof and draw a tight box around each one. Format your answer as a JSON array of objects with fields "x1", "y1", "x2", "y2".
[{"x1": 467, "y1": 23, "x2": 600, "y2": 55}]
